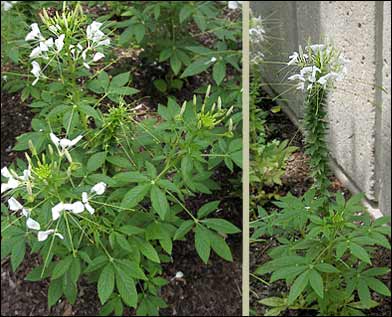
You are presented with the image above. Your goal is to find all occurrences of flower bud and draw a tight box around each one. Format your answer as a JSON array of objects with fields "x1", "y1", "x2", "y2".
[
  {"x1": 228, "y1": 118, "x2": 233, "y2": 132},
  {"x1": 211, "y1": 102, "x2": 216, "y2": 113},
  {"x1": 226, "y1": 106, "x2": 234, "y2": 117},
  {"x1": 180, "y1": 101, "x2": 187, "y2": 116},
  {"x1": 218, "y1": 97, "x2": 222, "y2": 111},
  {"x1": 28, "y1": 140, "x2": 37, "y2": 156},
  {"x1": 64, "y1": 149, "x2": 73, "y2": 163}
]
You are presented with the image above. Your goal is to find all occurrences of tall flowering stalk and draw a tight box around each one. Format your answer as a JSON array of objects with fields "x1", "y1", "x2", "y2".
[{"x1": 287, "y1": 43, "x2": 348, "y2": 196}]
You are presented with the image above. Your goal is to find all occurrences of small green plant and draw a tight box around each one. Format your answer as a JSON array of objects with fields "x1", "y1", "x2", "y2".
[
  {"x1": 254, "y1": 190, "x2": 391, "y2": 316},
  {"x1": 115, "y1": 1, "x2": 242, "y2": 91},
  {"x1": 253, "y1": 42, "x2": 391, "y2": 317},
  {"x1": 287, "y1": 43, "x2": 348, "y2": 196}
]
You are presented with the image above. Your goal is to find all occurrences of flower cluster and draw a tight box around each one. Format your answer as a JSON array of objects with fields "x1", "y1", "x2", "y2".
[
  {"x1": 4, "y1": 182, "x2": 107, "y2": 242},
  {"x1": 249, "y1": 15, "x2": 265, "y2": 64},
  {"x1": 287, "y1": 44, "x2": 349, "y2": 92},
  {"x1": 25, "y1": 20, "x2": 110, "y2": 85}
]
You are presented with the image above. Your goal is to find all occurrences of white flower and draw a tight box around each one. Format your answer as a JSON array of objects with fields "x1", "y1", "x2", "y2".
[
  {"x1": 50, "y1": 133, "x2": 83, "y2": 151},
  {"x1": 91, "y1": 182, "x2": 107, "y2": 195},
  {"x1": 8, "y1": 197, "x2": 23, "y2": 211},
  {"x1": 288, "y1": 52, "x2": 299, "y2": 66},
  {"x1": 25, "y1": 23, "x2": 43, "y2": 41},
  {"x1": 317, "y1": 73, "x2": 335, "y2": 86},
  {"x1": 38, "y1": 229, "x2": 64, "y2": 242},
  {"x1": 210, "y1": 57, "x2": 217, "y2": 63},
  {"x1": 22, "y1": 208, "x2": 30, "y2": 218},
  {"x1": 55, "y1": 34, "x2": 65, "y2": 52},
  {"x1": 26, "y1": 218, "x2": 41, "y2": 230},
  {"x1": 87, "y1": 21, "x2": 105, "y2": 44},
  {"x1": 228, "y1": 1, "x2": 241, "y2": 10},
  {"x1": 31, "y1": 61, "x2": 41, "y2": 86},
  {"x1": 93, "y1": 52, "x2": 105, "y2": 62},
  {"x1": 2, "y1": 1, "x2": 13, "y2": 11},
  {"x1": 29, "y1": 46, "x2": 42, "y2": 59}
]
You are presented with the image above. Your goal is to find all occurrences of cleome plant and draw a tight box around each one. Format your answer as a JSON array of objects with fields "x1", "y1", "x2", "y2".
[
  {"x1": 253, "y1": 42, "x2": 391, "y2": 316},
  {"x1": 1, "y1": 2, "x2": 242, "y2": 316}
]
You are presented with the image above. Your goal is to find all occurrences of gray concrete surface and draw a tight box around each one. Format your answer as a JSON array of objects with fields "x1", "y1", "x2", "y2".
[{"x1": 252, "y1": 1, "x2": 391, "y2": 216}]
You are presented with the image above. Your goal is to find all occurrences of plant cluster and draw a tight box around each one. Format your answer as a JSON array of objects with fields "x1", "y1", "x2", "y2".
[
  {"x1": 253, "y1": 42, "x2": 391, "y2": 316},
  {"x1": 1, "y1": 2, "x2": 242, "y2": 316}
]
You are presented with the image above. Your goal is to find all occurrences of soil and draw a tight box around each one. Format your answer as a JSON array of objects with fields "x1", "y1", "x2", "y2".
[{"x1": 250, "y1": 94, "x2": 391, "y2": 316}]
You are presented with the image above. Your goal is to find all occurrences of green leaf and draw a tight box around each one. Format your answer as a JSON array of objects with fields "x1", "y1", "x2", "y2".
[
  {"x1": 78, "y1": 104, "x2": 102, "y2": 122},
  {"x1": 309, "y1": 269, "x2": 324, "y2": 298},
  {"x1": 170, "y1": 53, "x2": 182, "y2": 75},
  {"x1": 287, "y1": 270, "x2": 309, "y2": 305},
  {"x1": 52, "y1": 256, "x2": 73, "y2": 280},
  {"x1": 85, "y1": 255, "x2": 109, "y2": 273},
  {"x1": 113, "y1": 172, "x2": 149, "y2": 184},
  {"x1": 151, "y1": 185, "x2": 170, "y2": 220},
  {"x1": 202, "y1": 218, "x2": 241, "y2": 234},
  {"x1": 259, "y1": 297, "x2": 287, "y2": 307},
  {"x1": 197, "y1": 201, "x2": 220, "y2": 219},
  {"x1": 11, "y1": 240, "x2": 25, "y2": 271},
  {"x1": 159, "y1": 48, "x2": 172, "y2": 62},
  {"x1": 194, "y1": 225, "x2": 211, "y2": 264},
  {"x1": 69, "y1": 257, "x2": 81, "y2": 284},
  {"x1": 106, "y1": 156, "x2": 133, "y2": 169},
  {"x1": 48, "y1": 278, "x2": 63, "y2": 307},
  {"x1": 119, "y1": 225, "x2": 144, "y2": 236},
  {"x1": 134, "y1": 24, "x2": 145, "y2": 43},
  {"x1": 357, "y1": 279, "x2": 372, "y2": 306},
  {"x1": 350, "y1": 243, "x2": 371, "y2": 264},
  {"x1": 111, "y1": 72, "x2": 130, "y2": 87},
  {"x1": 98, "y1": 264, "x2": 115, "y2": 305},
  {"x1": 134, "y1": 237, "x2": 160, "y2": 263},
  {"x1": 213, "y1": 61, "x2": 226, "y2": 85},
  {"x1": 121, "y1": 184, "x2": 151, "y2": 208},
  {"x1": 115, "y1": 267, "x2": 138, "y2": 308},
  {"x1": 87, "y1": 152, "x2": 107, "y2": 173},
  {"x1": 208, "y1": 231, "x2": 233, "y2": 261},
  {"x1": 315, "y1": 263, "x2": 340, "y2": 273},
  {"x1": 153, "y1": 79, "x2": 167, "y2": 93},
  {"x1": 365, "y1": 277, "x2": 391, "y2": 296},
  {"x1": 115, "y1": 259, "x2": 147, "y2": 281},
  {"x1": 181, "y1": 57, "x2": 212, "y2": 78},
  {"x1": 174, "y1": 220, "x2": 194, "y2": 240}
]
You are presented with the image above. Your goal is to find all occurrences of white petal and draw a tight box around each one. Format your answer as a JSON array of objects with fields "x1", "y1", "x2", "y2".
[
  {"x1": 82, "y1": 192, "x2": 89, "y2": 204},
  {"x1": 1, "y1": 166, "x2": 12, "y2": 178},
  {"x1": 59, "y1": 138, "x2": 73, "y2": 149},
  {"x1": 69, "y1": 135, "x2": 83, "y2": 147},
  {"x1": 83, "y1": 62, "x2": 91, "y2": 69},
  {"x1": 31, "y1": 61, "x2": 41, "y2": 78},
  {"x1": 93, "y1": 52, "x2": 105, "y2": 62},
  {"x1": 50, "y1": 133, "x2": 60, "y2": 146},
  {"x1": 8, "y1": 197, "x2": 23, "y2": 211},
  {"x1": 38, "y1": 229, "x2": 54, "y2": 242},
  {"x1": 25, "y1": 23, "x2": 42, "y2": 41},
  {"x1": 1, "y1": 184, "x2": 10, "y2": 194},
  {"x1": 71, "y1": 201, "x2": 85, "y2": 214},
  {"x1": 91, "y1": 182, "x2": 107, "y2": 195},
  {"x1": 54, "y1": 233, "x2": 64, "y2": 240},
  {"x1": 30, "y1": 46, "x2": 42, "y2": 59},
  {"x1": 26, "y1": 218, "x2": 41, "y2": 230},
  {"x1": 97, "y1": 38, "x2": 110, "y2": 47},
  {"x1": 228, "y1": 1, "x2": 240, "y2": 9},
  {"x1": 55, "y1": 34, "x2": 65, "y2": 52},
  {"x1": 22, "y1": 208, "x2": 30, "y2": 218},
  {"x1": 85, "y1": 203, "x2": 95, "y2": 215},
  {"x1": 52, "y1": 203, "x2": 64, "y2": 221}
]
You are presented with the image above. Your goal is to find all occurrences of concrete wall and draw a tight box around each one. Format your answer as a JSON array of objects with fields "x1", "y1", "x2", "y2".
[{"x1": 252, "y1": 1, "x2": 391, "y2": 216}]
